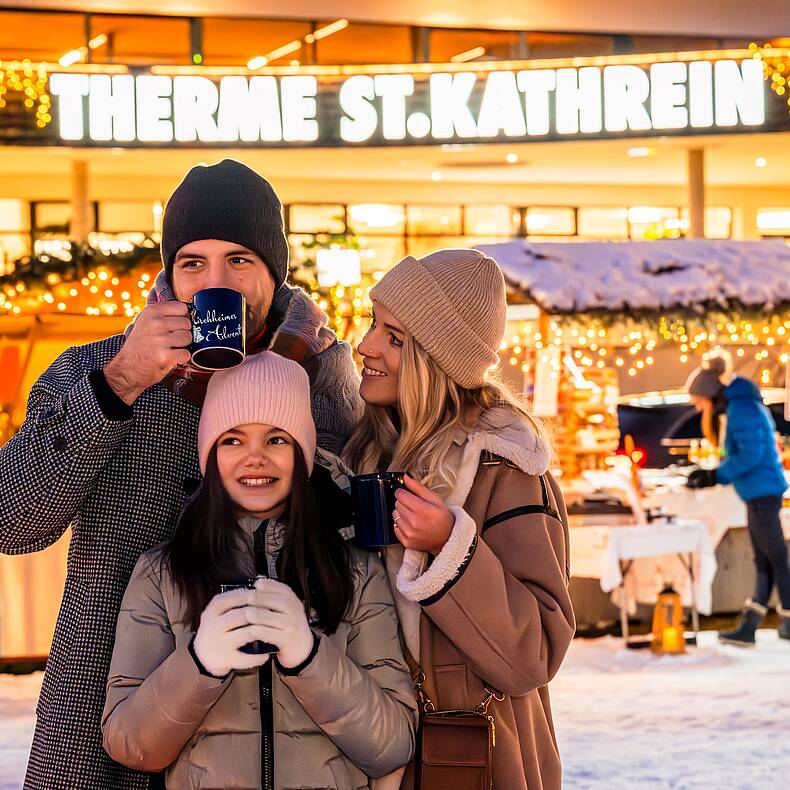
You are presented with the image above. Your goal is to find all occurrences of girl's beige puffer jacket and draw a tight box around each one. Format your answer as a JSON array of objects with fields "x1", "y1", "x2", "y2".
[{"x1": 101, "y1": 540, "x2": 417, "y2": 789}]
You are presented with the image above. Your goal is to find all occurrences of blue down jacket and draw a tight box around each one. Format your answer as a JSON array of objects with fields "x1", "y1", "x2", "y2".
[{"x1": 716, "y1": 377, "x2": 787, "y2": 502}]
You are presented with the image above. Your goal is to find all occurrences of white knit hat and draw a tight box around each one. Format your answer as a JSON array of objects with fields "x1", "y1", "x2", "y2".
[{"x1": 197, "y1": 351, "x2": 316, "y2": 475}]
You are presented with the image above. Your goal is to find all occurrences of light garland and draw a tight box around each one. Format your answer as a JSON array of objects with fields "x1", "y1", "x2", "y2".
[
  {"x1": 0, "y1": 60, "x2": 51, "y2": 128},
  {"x1": 0, "y1": 266, "x2": 157, "y2": 318},
  {"x1": 497, "y1": 311, "x2": 790, "y2": 389},
  {"x1": 750, "y1": 42, "x2": 790, "y2": 113},
  {"x1": 0, "y1": 240, "x2": 161, "y2": 317}
]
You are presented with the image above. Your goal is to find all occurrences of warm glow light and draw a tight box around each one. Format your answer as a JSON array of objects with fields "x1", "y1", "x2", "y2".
[
  {"x1": 451, "y1": 47, "x2": 486, "y2": 64},
  {"x1": 310, "y1": 19, "x2": 349, "y2": 41},
  {"x1": 757, "y1": 210, "x2": 790, "y2": 230},
  {"x1": 247, "y1": 40, "x2": 303, "y2": 70},
  {"x1": 506, "y1": 152, "x2": 519, "y2": 163},
  {"x1": 58, "y1": 49, "x2": 84, "y2": 68},
  {"x1": 628, "y1": 146, "x2": 656, "y2": 157},
  {"x1": 755, "y1": 156, "x2": 767, "y2": 167}
]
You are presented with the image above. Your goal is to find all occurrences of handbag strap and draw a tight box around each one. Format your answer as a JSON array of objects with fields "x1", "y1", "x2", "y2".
[{"x1": 414, "y1": 670, "x2": 505, "y2": 745}]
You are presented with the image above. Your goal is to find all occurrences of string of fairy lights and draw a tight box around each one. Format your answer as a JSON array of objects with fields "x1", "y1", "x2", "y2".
[
  {"x1": 498, "y1": 312, "x2": 790, "y2": 387},
  {"x1": 751, "y1": 42, "x2": 790, "y2": 107},
  {"x1": 1, "y1": 246, "x2": 789, "y2": 388},
  {"x1": 0, "y1": 60, "x2": 52, "y2": 127},
  {"x1": 0, "y1": 266, "x2": 155, "y2": 317}
]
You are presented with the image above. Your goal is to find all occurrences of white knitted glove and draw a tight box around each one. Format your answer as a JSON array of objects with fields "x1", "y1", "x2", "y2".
[
  {"x1": 250, "y1": 578, "x2": 315, "y2": 669},
  {"x1": 193, "y1": 588, "x2": 272, "y2": 678}
]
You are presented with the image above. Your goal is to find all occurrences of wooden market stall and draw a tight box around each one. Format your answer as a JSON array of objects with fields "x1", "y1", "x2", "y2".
[{"x1": 478, "y1": 238, "x2": 790, "y2": 624}]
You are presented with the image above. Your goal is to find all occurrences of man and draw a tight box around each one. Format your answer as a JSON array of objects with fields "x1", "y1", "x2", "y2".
[{"x1": 0, "y1": 159, "x2": 362, "y2": 789}]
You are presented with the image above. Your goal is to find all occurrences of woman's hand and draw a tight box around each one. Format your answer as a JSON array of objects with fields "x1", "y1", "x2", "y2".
[
  {"x1": 250, "y1": 578, "x2": 315, "y2": 669},
  {"x1": 393, "y1": 474, "x2": 454, "y2": 555},
  {"x1": 192, "y1": 588, "x2": 272, "y2": 678}
]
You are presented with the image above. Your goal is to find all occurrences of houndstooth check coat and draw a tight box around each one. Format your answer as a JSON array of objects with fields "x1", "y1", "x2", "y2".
[{"x1": 0, "y1": 288, "x2": 362, "y2": 790}]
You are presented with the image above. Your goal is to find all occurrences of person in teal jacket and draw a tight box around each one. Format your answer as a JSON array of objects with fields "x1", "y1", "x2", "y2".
[{"x1": 686, "y1": 354, "x2": 789, "y2": 646}]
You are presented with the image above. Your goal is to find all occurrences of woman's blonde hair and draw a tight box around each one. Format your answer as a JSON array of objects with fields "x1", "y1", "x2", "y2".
[{"x1": 343, "y1": 331, "x2": 550, "y2": 496}]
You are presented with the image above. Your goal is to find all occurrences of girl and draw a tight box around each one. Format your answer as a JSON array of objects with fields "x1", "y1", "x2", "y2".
[
  {"x1": 686, "y1": 353, "x2": 790, "y2": 645},
  {"x1": 102, "y1": 351, "x2": 417, "y2": 789},
  {"x1": 344, "y1": 249, "x2": 575, "y2": 790}
]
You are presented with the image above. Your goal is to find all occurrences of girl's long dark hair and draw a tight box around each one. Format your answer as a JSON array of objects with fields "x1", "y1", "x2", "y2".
[{"x1": 162, "y1": 443, "x2": 353, "y2": 634}]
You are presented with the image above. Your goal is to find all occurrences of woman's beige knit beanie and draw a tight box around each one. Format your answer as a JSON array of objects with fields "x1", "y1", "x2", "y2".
[
  {"x1": 198, "y1": 351, "x2": 316, "y2": 475},
  {"x1": 370, "y1": 248, "x2": 507, "y2": 389}
]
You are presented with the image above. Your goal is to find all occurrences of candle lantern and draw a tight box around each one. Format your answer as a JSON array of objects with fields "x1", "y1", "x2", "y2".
[{"x1": 651, "y1": 584, "x2": 686, "y2": 655}]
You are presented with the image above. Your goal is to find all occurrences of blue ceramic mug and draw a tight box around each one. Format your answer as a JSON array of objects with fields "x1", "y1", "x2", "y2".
[
  {"x1": 350, "y1": 472, "x2": 406, "y2": 549},
  {"x1": 188, "y1": 287, "x2": 245, "y2": 370}
]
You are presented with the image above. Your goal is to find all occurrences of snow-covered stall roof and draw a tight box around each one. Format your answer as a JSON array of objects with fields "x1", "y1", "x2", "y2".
[{"x1": 475, "y1": 239, "x2": 790, "y2": 315}]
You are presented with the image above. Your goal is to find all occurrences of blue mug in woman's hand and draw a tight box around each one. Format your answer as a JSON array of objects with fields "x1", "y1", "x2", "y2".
[
  {"x1": 188, "y1": 287, "x2": 246, "y2": 370},
  {"x1": 351, "y1": 472, "x2": 406, "y2": 549}
]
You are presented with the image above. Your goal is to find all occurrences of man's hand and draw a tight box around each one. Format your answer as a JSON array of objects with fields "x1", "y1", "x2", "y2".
[
  {"x1": 393, "y1": 474, "x2": 454, "y2": 555},
  {"x1": 104, "y1": 302, "x2": 192, "y2": 405}
]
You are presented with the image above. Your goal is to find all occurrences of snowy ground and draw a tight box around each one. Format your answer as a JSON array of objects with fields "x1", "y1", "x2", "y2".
[{"x1": 0, "y1": 631, "x2": 788, "y2": 789}]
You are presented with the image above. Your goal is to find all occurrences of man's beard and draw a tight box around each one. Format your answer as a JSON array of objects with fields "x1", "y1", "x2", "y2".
[{"x1": 245, "y1": 299, "x2": 269, "y2": 342}]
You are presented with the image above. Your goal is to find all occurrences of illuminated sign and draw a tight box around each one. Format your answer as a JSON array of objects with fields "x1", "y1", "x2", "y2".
[{"x1": 26, "y1": 58, "x2": 783, "y2": 147}]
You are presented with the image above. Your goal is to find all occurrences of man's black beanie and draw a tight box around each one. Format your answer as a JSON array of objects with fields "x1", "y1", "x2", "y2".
[{"x1": 161, "y1": 159, "x2": 288, "y2": 289}]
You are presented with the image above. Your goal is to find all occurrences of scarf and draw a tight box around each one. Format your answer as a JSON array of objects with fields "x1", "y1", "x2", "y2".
[{"x1": 124, "y1": 269, "x2": 335, "y2": 406}]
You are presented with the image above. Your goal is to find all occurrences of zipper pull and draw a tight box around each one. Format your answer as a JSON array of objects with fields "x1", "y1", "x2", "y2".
[{"x1": 487, "y1": 715, "x2": 496, "y2": 747}]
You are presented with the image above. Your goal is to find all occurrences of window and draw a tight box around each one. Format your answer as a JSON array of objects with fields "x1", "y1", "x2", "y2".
[
  {"x1": 313, "y1": 23, "x2": 413, "y2": 65},
  {"x1": 756, "y1": 208, "x2": 790, "y2": 237},
  {"x1": 203, "y1": 18, "x2": 311, "y2": 67},
  {"x1": 465, "y1": 206, "x2": 518, "y2": 238},
  {"x1": 525, "y1": 33, "x2": 614, "y2": 59},
  {"x1": 577, "y1": 208, "x2": 629, "y2": 239},
  {"x1": 525, "y1": 207, "x2": 575, "y2": 237},
  {"x1": 406, "y1": 236, "x2": 466, "y2": 259},
  {"x1": 288, "y1": 204, "x2": 345, "y2": 234},
  {"x1": 0, "y1": 11, "x2": 84, "y2": 62},
  {"x1": 0, "y1": 199, "x2": 29, "y2": 274},
  {"x1": 32, "y1": 202, "x2": 72, "y2": 236},
  {"x1": 99, "y1": 202, "x2": 158, "y2": 233},
  {"x1": 429, "y1": 29, "x2": 523, "y2": 63},
  {"x1": 407, "y1": 206, "x2": 462, "y2": 235},
  {"x1": 347, "y1": 204, "x2": 406, "y2": 236},
  {"x1": 627, "y1": 206, "x2": 680, "y2": 239},
  {"x1": 90, "y1": 15, "x2": 192, "y2": 65},
  {"x1": 680, "y1": 207, "x2": 732, "y2": 239},
  {"x1": 357, "y1": 237, "x2": 406, "y2": 274}
]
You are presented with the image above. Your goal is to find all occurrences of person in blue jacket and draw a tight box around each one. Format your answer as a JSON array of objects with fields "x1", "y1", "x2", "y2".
[{"x1": 686, "y1": 353, "x2": 790, "y2": 646}]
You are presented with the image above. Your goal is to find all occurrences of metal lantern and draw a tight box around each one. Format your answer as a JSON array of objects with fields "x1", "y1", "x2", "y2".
[{"x1": 651, "y1": 584, "x2": 686, "y2": 655}]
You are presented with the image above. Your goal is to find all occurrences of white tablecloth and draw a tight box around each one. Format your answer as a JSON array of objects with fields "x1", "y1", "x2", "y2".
[{"x1": 570, "y1": 519, "x2": 717, "y2": 614}]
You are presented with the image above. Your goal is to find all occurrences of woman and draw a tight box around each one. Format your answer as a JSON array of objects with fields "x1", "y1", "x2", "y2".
[
  {"x1": 343, "y1": 249, "x2": 575, "y2": 790},
  {"x1": 102, "y1": 351, "x2": 417, "y2": 788},
  {"x1": 686, "y1": 353, "x2": 790, "y2": 645}
]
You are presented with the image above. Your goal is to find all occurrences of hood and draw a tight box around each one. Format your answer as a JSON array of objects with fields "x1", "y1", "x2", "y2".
[
  {"x1": 723, "y1": 375, "x2": 763, "y2": 403},
  {"x1": 446, "y1": 405, "x2": 552, "y2": 508}
]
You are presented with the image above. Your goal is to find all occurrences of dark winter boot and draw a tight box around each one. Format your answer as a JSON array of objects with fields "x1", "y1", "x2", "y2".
[
  {"x1": 778, "y1": 606, "x2": 790, "y2": 641},
  {"x1": 719, "y1": 600, "x2": 767, "y2": 647}
]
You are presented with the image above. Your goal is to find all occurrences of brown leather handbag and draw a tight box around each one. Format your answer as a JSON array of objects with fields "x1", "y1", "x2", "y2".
[{"x1": 414, "y1": 671, "x2": 502, "y2": 790}]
